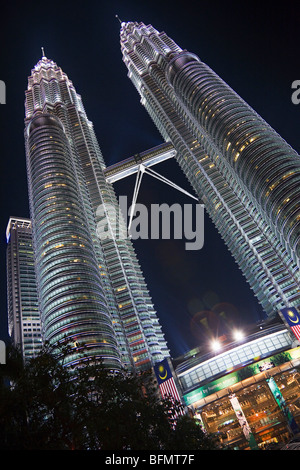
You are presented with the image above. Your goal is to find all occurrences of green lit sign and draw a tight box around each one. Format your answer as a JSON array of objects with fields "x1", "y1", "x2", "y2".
[
  {"x1": 184, "y1": 374, "x2": 239, "y2": 405},
  {"x1": 183, "y1": 347, "x2": 300, "y2": 406}
]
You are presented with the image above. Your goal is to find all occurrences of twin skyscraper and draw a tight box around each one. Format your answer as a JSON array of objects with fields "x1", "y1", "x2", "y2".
[{"x1": 6, "y1": 21, "x2": 300, "y2": 370}]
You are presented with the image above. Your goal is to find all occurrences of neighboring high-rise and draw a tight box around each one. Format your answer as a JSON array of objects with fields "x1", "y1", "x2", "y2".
[
  {"x1": 120, "y1": 21, "x2": 300, "y2": 317},
  {"x1": 24, "y1": 53, "x2": 169, "y2": 370},
  {"x1": 6, "y1": 217, "x2": 42, "y2": 360}
]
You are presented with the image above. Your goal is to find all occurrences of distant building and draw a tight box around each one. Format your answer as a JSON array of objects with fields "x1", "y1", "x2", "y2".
[{"x1": 6, "y1": 217, "x2": 42, "y2": 360}]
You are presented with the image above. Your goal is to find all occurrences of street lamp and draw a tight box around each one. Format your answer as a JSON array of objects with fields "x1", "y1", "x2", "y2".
[
  {"x1": 211, "y1": 339, "x2": 222, "y2": 352},
  {"x1": 233, "y1": 329, "x2": 244, "y2": 342}
]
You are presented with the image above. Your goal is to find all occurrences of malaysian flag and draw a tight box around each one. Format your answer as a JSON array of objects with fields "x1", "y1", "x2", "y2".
[
  {"x1": 154, "y1": 358, "x2": 183, "y2": 412},
  {"x1": 280, "y1": 307, "x2": 300, "y2": 341}
]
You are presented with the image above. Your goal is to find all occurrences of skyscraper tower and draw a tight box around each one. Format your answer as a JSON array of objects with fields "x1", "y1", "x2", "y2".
[
  {"x1": 120, "y1": 21, "x2": 300, "y2": 317},
  {"x1": 6, "y1": 217, "x2": 42, "y2": 360},
  {"x1": 24, "y1": 52, "x2": 169, "y2": 370}
]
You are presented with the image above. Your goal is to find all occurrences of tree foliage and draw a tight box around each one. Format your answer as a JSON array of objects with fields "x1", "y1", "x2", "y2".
[{"x1": 0, "y1": 344, "x2": 221, "y2": 450}]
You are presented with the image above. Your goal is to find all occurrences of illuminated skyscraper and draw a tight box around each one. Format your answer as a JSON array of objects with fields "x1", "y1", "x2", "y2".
[
  {"x1": 120, "y1": 21, "x2": 300, "y2": 317},
  {"x1": 6, "y1": 217, "x2": 42, "y2": 360},
  {"x1": 24, "y1": 53, "x2": 169, "y2": 370}
]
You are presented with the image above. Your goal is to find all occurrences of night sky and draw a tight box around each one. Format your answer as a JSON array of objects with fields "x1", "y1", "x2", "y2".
[{"x1": 0, "y1": 0, "x2": 299, "y2": 358}]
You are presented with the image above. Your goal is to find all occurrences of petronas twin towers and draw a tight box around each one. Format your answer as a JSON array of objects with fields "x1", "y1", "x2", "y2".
[
  {"x1": 20, "y1": 20, "x2": 300, "y2": 371},
  {"x1": 24, "y1": 52, "x2": 168, "y2": 371}
]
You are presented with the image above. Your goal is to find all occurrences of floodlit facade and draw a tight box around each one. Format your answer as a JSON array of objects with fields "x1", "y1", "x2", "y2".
[
  {"x1": 6, "y1": 217, "x2": 42, "y2": 360},
  {"x1": 24, "y1": 54, "x2": 169, "y2": 370},
  {"x1": 120, "y1": 21, "x2": 300, "y2": 318},
  {"x1": 174, "y1": 323, "x2": 300, "y2": 449}
]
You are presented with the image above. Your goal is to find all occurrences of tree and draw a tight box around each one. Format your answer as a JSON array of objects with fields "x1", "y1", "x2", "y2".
[
  {"x1": 0, "y1": 344, "x2": 222, "y2": 450},
  {"x1": 166, "y1": 414, "x2": 221, "y2": 450}
]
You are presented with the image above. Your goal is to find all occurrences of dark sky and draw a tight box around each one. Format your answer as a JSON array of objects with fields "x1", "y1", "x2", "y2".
[{"x1": 0, "y1": 0, "x2": 299, "y2": 358}]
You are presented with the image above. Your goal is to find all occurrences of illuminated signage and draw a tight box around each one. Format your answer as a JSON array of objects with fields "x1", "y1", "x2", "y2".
[{"x1": 183, "y1": 347, "x2": 300, "y2": 405}]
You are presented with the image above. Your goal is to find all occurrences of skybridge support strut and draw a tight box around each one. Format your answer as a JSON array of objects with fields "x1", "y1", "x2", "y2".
[{"x1": 128, "y1": 164, "x2": 199, "y2": 233}]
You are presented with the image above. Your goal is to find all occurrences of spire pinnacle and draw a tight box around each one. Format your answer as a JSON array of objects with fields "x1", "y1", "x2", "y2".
[
  {"x1": 115, "y1": 14, "x2": 122, "y2": 24},
  {"x1": 41, "y1": 47, "x2": 45, "y2": 58}
]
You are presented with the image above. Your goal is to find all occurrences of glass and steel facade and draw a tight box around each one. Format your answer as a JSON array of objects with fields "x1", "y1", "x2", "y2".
[
  {"x1": 6, "y1": 218, "x2": 42, "y2": 360},
  {"x1": 174, "y1": 324, "x2": 300, "y2": 449},
  {"x1": 198, "y1": 368, "x2": 300, "y2": 449},
  {"x1": 24, "y1": 55, "x2": 169, "y2": 370},
  {"x1": 176, "y1": 325, "x2": 293, "y2": 391},
  {"x1": 120, "y1": 22, "x2": 300, "y2": 317}
]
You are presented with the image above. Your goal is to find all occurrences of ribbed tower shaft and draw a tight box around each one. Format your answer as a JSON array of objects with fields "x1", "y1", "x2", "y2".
[
  {"x1": 24, "y1": 54, "x2": 169, "y2": 370},
  {"x1": 120, "y1": 21, "x2": 300, "y2": 317}
]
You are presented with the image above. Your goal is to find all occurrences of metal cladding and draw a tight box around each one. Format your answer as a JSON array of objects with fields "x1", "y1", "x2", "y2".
[
  {"x1": 120, "y1": 21, "x2": 300, "y2": 316},
  {"x1": 26, "y1": 113, "x2": 121, "y2": 369},
  {"x1": 166, "y1": 51, "x2": 200, "y2": 86},
  {"x1": 24, "y1": 55, "x2": 169, "y2": 370},
  {"x1": 165, "y1": 48, "x2": 300, "y2": 257}
]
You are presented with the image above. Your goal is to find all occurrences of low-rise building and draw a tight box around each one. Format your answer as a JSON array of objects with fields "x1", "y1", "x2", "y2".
[{"x1": 174, "y1": 322, "x2": 300, "y2": 449}]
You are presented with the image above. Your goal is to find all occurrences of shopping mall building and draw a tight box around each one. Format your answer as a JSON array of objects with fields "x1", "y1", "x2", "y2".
[{"x1": 173, "y1": 321, "x2": 300, "y2": 449}]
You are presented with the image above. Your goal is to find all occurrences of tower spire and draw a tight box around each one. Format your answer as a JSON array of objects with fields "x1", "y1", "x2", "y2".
[
  {"x1": 41, "y1": 47, "x2": 45, "y2": 58},
  {"x1": 115, "y1": 14, "x2": 122, "y2": 24}
]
